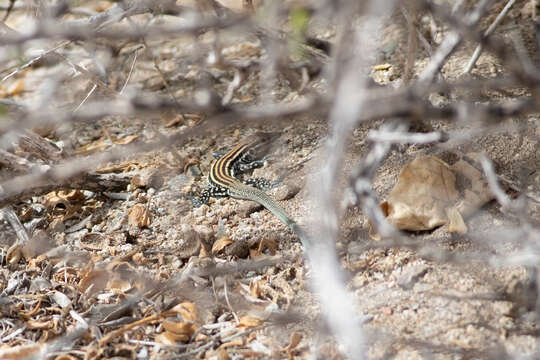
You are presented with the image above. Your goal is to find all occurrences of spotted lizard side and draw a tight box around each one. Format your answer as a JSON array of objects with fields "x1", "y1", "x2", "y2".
[{"x1": 193, "y1": 134, "x2": 310, "y2": 248}]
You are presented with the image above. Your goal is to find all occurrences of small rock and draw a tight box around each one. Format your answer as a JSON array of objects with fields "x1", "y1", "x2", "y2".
[
  {"x1": 193, "y1": 225, "x2": 215, "y2": 248},
  {"x1": 503, "y1": 274, "x2": 538, "y2": 316},
  {"x1": 397, "y1": 264, "x2": 429, "y2": 290},
  {"x1": 188, "y1": 165, "x2": 203, "y2": 177},
  {"x1": 193, "y1": 204, "x2": 208, "y2": 218},
  {"x1": 130, "y1": 167, "x2": 164, "y2": 190},
  {"x1": 29, "y1": 277, "x2": 52, "y2": 292},
  {"x1": 237, "y1": 201, "x2": 263, "y2": 218},
  {"x1": 225, "y1": 239, "x2": 249, "y2": 258},
  {"x1": 49, "y1": 218, "x2": 65, "y2": 233},
  {"x1": 273, "y1": 183, "x2": 301, "y2": 201},
  {"x1": 167, "y1": 174, "x2": 191, "y2": 193},
  {"x1": 128, "y1": 204, "x2": 152, "y2": 229}
]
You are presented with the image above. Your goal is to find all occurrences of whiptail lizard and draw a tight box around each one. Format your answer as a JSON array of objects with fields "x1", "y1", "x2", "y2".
[{"x1": 193, "y1": 133, "x2": 309, "y2": 248}]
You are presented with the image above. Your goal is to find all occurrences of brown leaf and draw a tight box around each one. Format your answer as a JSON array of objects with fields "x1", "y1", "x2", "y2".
[
  {"x1": 26, "y1": 319, "x2": 54, "y2": 330},
  {"x1": 237, "y1": 315, "x2": 263, "y2": 329},
  {"x1": 106, "y1": 278, "x2": 132, "y2": 292},
  {"x1": 164, "y1": 115, "x2": 184, "y2": 127},
  {"x1": 385, "y1": 155, "x2": 459, "y2": 231},
  {"x1": 79, "y1": 233, "x2": 109, "y2": 251},
  {"x1": 111, "y1": 135, "x2": 139, "y2": 145},
  {"x1": 6, "y1": 244, "x2": 22, "y2": 264},
  {"x1": 128, "y1": 204, "x2": 151, "y2": 228},
  {"x1": 0, "y1": 343, "x2": 44, "y2": 359},
  {"x1": 162, "y1": 320, "x2": 197, "y2": 337},
  {"x1": 212, "y1": 236, "x2": 233, "y2": 254},
  {"x1": 257, "y1": 237, "x2": 278, "y2": 255},
  {"x1": 249, "y1": 279, "x2": 264, "y2": 299},
  {"x1": 446, "y1": 206, "x2": 468, "y2": 234},
  {"x1": 170, "y1": 302, "x2": 200, "y2": 323},
  {"x1": 73, "y1": 137, "x2": 109, "y2": 155},
  {"x1": 155, "y1": 331, "x2": 180, "y2": 345},
  {"x1": 156, "y1": 329, "x2": 192, "y2": 344},
  {"x1": 79, "y1": 268, "x2": 108, "y2": 296},
  {"x1": 7, "y1": 79, "x2": 25, "y2": 96},
  {"x1": 284, "y1": 332, "x2": 302, "y2": 351},
  {"x1": 219, "y1": 336, "x2": 244, "y2": 349}
]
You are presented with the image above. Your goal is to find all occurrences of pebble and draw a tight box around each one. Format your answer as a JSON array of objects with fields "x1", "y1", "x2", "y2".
[
  {"x1": 273, "y1": 183, "x2": 301, "y2": 201},
  {"x1": 397, "y1": 264, "x2": 429, "y2": 290},
  {"x1": 237, "y1": 201, "x2": 263, "y2": 218}
]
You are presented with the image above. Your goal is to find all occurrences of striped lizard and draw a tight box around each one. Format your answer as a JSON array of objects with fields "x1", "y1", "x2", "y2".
[{"x1": 193, "y1": 133, "x2": 309, "y2": 248}]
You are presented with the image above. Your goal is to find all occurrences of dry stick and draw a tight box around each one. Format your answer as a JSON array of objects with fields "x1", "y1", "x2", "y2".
[
  {"x1": 0, "y1": 92, "x2": 320, "y2": 207},
  {"x1": 1, "y1": 206, "x2": 30, "y2": 247},
  {"x1": 350, "y1": 122, "x2": 403, "y2": 239},
  {"x1": 221, "y1": 69, "x2": 241, "y2": 106},
  {"x1": 401, "y1": 4, "x2": 419, "y2": 84},
  {"x1": 419, "y1": 0, "x2": 492, "y2": 83},
  {"x1": 174, "y1": 325, "x2": 266, "y2": 359},
  {"x1": 223, "y1": 281, "x2": 240, "y2": 324},
  {"x1": 1, "y1": 0, "x2": 16, "y2": 22},
  {"x1": 119, "y1": 45, "x2": 142, "y2": 94},
  {"x1": 73, "y1": 84, "x2": 98, "y2": 113},
  {"x1": 54, "y1": 52, "x2": 118, "y2": 96},
  {"x1": 0, "y1": 12, "x2": 247, "y2": 46},
  {"x1": 1, "y1": 40, "x2": 72, "y2": 82},
  {"x1": 0, "y1": 149, "x2": 34, "y2": 172},
  {"x1": 4, "y1": 77, "x2": 538, "y2": 206},
  {"x1": 305, "y1": 2, "x2": 397, "y2": 358},
  {"x1": 464, "y1": 0, "x2": 517, "y2": 74},
  {"x1": 98, "y1": 308, "x2": 176, "y2": 346},
  {"x1": 150, "y1": 49, "x2": 181, "y2": 110}
]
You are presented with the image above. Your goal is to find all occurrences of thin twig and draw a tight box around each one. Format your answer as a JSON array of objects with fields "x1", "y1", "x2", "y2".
[{"x1": 464, "y1": 0, "x2": 517, "y2": 74}]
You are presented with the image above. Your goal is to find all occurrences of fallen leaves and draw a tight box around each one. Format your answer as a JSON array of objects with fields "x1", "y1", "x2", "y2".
[
  {"x1": 374, "y1": 154, "x2": 495, "y2": 238},
  {"x1": 384, "y1": 155, "x2": 459, "y2": 231},
  {"x1": 237, "y1": 315, "x2": 263, "y2": 329},
  {"x1": 128, "y1": 204, "x2": 152, "y2": 228}
]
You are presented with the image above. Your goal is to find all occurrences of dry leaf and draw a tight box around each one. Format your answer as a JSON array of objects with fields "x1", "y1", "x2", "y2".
[
  {"x1": 385, "y1": 155, "x2": 459, "y2": 231},
  {"x1": 111, "y1": 135, "x2": 138, "y2": 145},
  {"x1": 262, "y1": 237, "x2": 278, "y2": 254},
  {"x1": 7, "y1": 79, "x2": 25, "y2": 96},
  {"x1": 130, "y1": 168, "x2": 164, "y2": 189},
  {"x1": 219, "y1": 336, "x2": 244, "y2": 349},
  {"x1": 216, "y1": 348, "x2": 230, "y2": 360},
  {"x1": 132, "y1": 252, "x2": 146, "y2": 265},
  {"x1": 446, "y1": 206, "x2": 468, "y2": 234},
  {"x1": 212, "y1": 236, "x2": 233, "y2": 254},
  {"x1": 165, "y1": 115, "x2": 184, "y2": 127},
  {"x1": 283, "y1": 331, "x2": 303, "y2": 357},
  {"x1": 6, "y1": 244, "x2": 22, "y2": 264},
  {"x1": 170, "y1": 302, "x2": 200, "y2": 323},
  {"x1": 0, "y1": 343, "x2": 44, "y2": 359},
  {"x1": 163, "y1": 320, "x2": 197, "y2": 339},
  {"x1": 107, "y1": 279, "x2": 132, "y2": 292},
  {"x1": 74, "y1": 137, "x2": 109, "y2": 155},
  {"x1": 155, "y1": 331, "x2": 180, "y2": 345},
  {"x1": 54, "y1": 355, "x2": 79, "y2": 360},
  {"x1": 249, "y1": 279, "x2": 264, "y2": 299},
  {"x1": 128, "y1": 204, "x2": 151, "y2": 228},
  {"x1": 95, "y1": 160, "x2": 141, "y2": 173},
  {"x1": 43, "y1": 190, "x2": 85, "y2": 221},
  {"x1": 237, "y1": 315, "x2": 263, "y2": 328},
  {"x1": 79, "y1": 233, "x2": 108, "y2": 251},
  {"x1": 373, "y1": 63, "x2": 392, "y2": 71},
  {"x1": 79, "y1": 268, "x2": 108, "y2": 296},
  {"x1": 27, "y1": 319, "x2": 54, "y2": 330}
]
